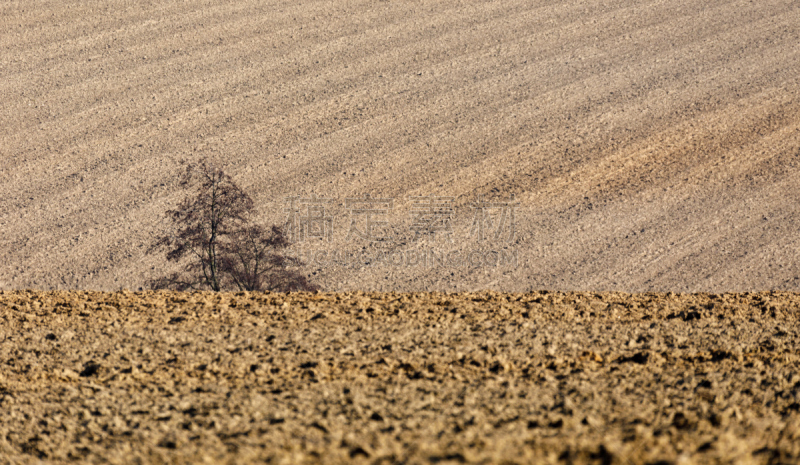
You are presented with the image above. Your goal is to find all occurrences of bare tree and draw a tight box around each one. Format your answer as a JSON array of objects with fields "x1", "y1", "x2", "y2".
[
  {"x1": 221, "y1": 224, "x2": 316, "y2": 292},
  {"x1": 148, "y1": 159, "x2": 317, "y2": 292}
]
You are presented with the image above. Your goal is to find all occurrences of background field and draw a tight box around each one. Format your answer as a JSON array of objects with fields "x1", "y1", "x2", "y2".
[{"x1": 2, "y1": 0, "x2": 800, "y2": 292}]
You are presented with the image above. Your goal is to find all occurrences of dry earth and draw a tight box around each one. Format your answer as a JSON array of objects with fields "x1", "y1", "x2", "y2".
[
  {"x1": 1, "y1": 290, "x2": 799, "y2": 464},
  {"x1": 2, "y1": 0, "x2": 800, "y2": 292}
]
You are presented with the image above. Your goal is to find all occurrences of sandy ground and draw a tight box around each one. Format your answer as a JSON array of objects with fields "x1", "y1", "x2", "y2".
[
  {"x1": 2, "y1": 0, "x2": 800, "y2": 292},
  {"x1": 1, "y1": 290, "x2": 799, "y2": 464}
]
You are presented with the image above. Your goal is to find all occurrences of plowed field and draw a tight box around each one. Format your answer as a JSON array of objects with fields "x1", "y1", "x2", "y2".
[
  {"x1": 1, "y1": 291, "x2": 799, "y2": 464},
  {"x1": 2, "y1": 0, "x2": 800, "y2": 292}
]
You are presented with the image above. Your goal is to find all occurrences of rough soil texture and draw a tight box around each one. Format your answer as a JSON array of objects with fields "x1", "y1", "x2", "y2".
[
  {"x1": 1, "y1": 290, "x2": 799, "y2": 464},
  {"x1": 2, "y1": 0, "x2": 800, "y2": 292}
]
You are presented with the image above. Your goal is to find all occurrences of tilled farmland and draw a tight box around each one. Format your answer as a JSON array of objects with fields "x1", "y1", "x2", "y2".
[
  {"x1": 3, "y1": 0, "x2": 800, "y2": 293},
  {"x1": 1, "y1": 290, "x2": 798, "y2": 464}
]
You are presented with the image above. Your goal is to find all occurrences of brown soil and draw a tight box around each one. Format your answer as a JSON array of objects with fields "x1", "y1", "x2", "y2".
[
  {"x1": 2, "y1": 0, "x2": 800, "y2": 292},
  {"x1": 1, "y1": 290, "x2": 799, "y2": 464}
]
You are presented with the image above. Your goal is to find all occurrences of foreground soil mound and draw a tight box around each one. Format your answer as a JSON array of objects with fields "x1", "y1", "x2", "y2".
[{"x1": 1, "y1": 290, "x2": 799, "y2": 464}]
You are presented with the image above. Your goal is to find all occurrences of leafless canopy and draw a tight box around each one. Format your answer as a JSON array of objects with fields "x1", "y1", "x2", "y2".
[{"x1": 148, "y1": 159, "x2": 317, "y2": 292}]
